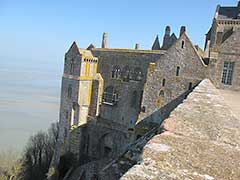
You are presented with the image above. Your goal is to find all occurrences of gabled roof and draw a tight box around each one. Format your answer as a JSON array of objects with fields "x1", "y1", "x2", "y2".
[{"x1": 163, "y1": 32, "x2": 207, "y2": 67}]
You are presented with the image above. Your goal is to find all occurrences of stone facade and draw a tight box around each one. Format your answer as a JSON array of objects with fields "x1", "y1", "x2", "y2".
[
  {"x1": 138, "y1": 32, "x2": 207, "y2": 127},
  {"x1": 204, "y1": 2, "x2": 240, "y2": 90},
  {"x1": 48, "y1": 2, "x2": 240, "y2": 180}
]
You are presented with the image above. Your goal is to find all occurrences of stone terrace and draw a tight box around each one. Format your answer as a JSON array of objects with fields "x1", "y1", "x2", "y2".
[{"x1": 121, "y1": 79, "x2": 240, "y2": 180}]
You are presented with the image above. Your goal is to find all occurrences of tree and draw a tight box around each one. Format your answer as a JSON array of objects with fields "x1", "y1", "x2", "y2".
[{"x1": 18, "y1": 122, "x2": 58, "y2": 180}]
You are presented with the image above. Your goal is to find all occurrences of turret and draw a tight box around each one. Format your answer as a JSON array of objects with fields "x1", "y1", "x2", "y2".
[{"x1": 102, "y1": 32, "x2": 108, "y2": 48}]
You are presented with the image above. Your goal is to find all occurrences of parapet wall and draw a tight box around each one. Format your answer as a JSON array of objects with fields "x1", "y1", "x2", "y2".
[{"x1": 121, "y1": 79, "x2": 240, "y2": 180}]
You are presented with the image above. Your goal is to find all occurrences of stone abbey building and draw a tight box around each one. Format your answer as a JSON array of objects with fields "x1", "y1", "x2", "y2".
[{"x1": 49, "y1": 2, "x2": 240, "y2": 180}]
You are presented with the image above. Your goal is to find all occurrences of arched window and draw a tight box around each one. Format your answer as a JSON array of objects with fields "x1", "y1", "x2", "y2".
[
  {"x1": 176, "y1": 66, "x2": 180, "y2": 76},
  {"x1": 67, "y1": 85, "x2": 72, "y2": 98},
  {"x1": 122, "y1": 66, "x2": 131, "y2": 82},
  {"x1": 133, "y1": 67, "x2": 143, "y2": 81},
  {"x1": 131, "y1": 91, "x2": 138, "y2": 108},
  {"x1": 162, "y1": 78, "x2": 166, "y2": 87},
  {"x1": 111, "y1": 65, "x2": 121, "y2": 79},
  {"x1": 159, "y1": 90, "x2": 164, "y2": 97},
  {"x1": 103, "y1": 86, "x2": 119, "y2": 105},
  {"x1": 70, "y1": 59, "x2": 74, "y2": 74}
]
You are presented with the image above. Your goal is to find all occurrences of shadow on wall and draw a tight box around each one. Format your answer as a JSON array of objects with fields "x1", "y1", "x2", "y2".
[{"x1": 135, "y1": 81, "x2": 201, "y2": 138}]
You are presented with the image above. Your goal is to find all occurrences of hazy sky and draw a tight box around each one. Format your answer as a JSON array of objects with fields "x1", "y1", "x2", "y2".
[{"x1": 0, "y1": 0, "x2": 237, "y2": 64}]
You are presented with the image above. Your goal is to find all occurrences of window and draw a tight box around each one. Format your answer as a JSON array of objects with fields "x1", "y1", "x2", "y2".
[
  {"x1": 181, "y1": 40, "x2": 185, "y2": 48},
  {"x1": 162, "y1": 79, "x2": 166, "y2": 87},
  {"x1": 65, "y1": 111, "x2": 69, "y2": 119},
  {"x1": 188, "y1": 82, "x2": 193, "y2": 90},
  {"x1": 70, "y1": 59, "x2": 74, "y2": 74},
  {"x1": 132, "y1": 67, "x2": 143, "y2": 81},
  {"x1": 222, "y1": 62, "x2": 234, "y2": 85},
  {"x1": 64, "y1": 128, "x2": 67, "y2": 138},
  {"x1": 111, "y1": 65, "x2": 121, "y2": 79},
  {"x1": 131, "y1": 91, "x2": 138, "y2": 108},
  {"x1": 159, "y1": 90, "x2": 164, "y2": 97},
  {"x1": 176, "y1": 66, "x2": 180, "y2": 76},
  {"x1": 141, "y1": 106, "x2": 146, "y2": 113},
  {"x1": 122, "y1": 66, "x2": 131, "y2": 82},
  {"x1": 67, "y1": 85, "x2": 72, "y2": 98},
  {"x1": 102, "y1": 86, "x2": 119, "y2": 105}
]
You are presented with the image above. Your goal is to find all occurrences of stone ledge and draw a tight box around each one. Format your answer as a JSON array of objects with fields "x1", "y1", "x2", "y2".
[{"x1": 121, "y1": 79, "x2": 240, "y2": 180}]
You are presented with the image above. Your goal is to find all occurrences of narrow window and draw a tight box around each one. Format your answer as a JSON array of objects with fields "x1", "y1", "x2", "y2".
[
  {"x1": 70, "y1": 59, "x2": 74, "y2": 74},
  {"x1": 141, "y1": 106, "x2": 146, "y2": 113},
  {"x1": 222, "y1": 62, "x2": 234, "y2": 85},
  {"x1": 188, "y1": 82, "x2": 193, "y2": 90},
  {"x1": 131, "y1": 91, "x2": 138, "y2": 108},
  {"x1": 162, "y1": 79, "x2": 166, "y2": 87},
  {"x1": 64, "y1": 128, "x2": 67, "y2": 138},
  {"x1": 65, "y1": 111, "x2": 69, "y2": 119},
  {"x1": 67, "y1": 85, "x2": 72, "y2": 98},
  {"x1": 176, "y1": 66, "x2": 180, "y2": 76},
  {"x1": 181, "y1": 40, "x2": 185, "y2": 48}
]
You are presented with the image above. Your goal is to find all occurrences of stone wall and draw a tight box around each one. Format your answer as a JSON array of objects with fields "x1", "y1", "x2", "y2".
[
  {"x1": 121, "y1": 79, "x2": 240, "y2": 180},
  {"x1": 92, "y1": 49, "x2": 164, "y2": 128},
  {"x1": 208, "y1": 29, "x2": 240, "y2": 91},
  {"x1": 139, "y1": 32, "x2": 206, "y2": 123}
]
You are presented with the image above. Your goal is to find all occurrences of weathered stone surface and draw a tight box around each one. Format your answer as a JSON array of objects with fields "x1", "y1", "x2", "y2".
[{"x1": 121, "y1": 79, "x2": 240, "y2": 180}]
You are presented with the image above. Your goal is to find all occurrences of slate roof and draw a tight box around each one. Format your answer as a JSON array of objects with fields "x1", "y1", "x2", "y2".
[{"x1": 217, "y1": 6, "x2": 240, "y2": 20}]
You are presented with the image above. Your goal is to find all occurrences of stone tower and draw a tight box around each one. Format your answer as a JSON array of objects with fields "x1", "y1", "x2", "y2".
[{"x1": 48, "y1": 42, "x2": 102, "y2": 178}]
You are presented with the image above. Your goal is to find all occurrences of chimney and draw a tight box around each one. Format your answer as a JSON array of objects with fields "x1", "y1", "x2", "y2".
[
  {"x1": 102, "y1": 32, "x2": 108, "y2": 48},
  {"x1": 162, "y1": 26, "x2": 171, "y2": 50},
  {"x1": 165, "y1": 26, "x2": 171, "y2": 36},
  {"x1": 135, "y1": 43, "x2": 140, "y2": 50},
  {"x1": 180, "y1": 26, "x2": 186, "y2": 37}
]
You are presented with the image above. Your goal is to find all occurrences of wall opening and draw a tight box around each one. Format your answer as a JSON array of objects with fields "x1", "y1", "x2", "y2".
[
  {"x1": 111, "y1": 65, "x2": 121, "y2": 79},
  {"x1": 188, "y1": 82, "x2": 193, "y2": 90},
  {"x1": 181, "y1": 40, "x2": 185, "y2": 48},
  {"x1": 176, "y1": 66, "x2": 180, "y2": 76},
  {"x1": 68, "y1": 85, "x2": 72, "y2": 99},
  {"x1": 70, "y1": 59, "x2": 74, "y2": 74},
  {"x1": 102, "y1": 86, "x2": 119, "y2": 105},
  {"x1": 162, "y1": 78, "x2": 166, "y2": 87}
]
